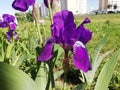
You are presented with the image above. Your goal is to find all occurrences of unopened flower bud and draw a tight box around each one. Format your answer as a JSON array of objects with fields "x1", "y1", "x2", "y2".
[
  {"x1": 52, "y1": 0, "x2": 61, "y2": 14},
  {"x1": 32, "y1": 2, "x2": 41, "y2": 22}
]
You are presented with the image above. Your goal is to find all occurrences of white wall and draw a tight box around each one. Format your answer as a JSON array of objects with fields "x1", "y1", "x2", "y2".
[
  {"x1": 79, "y1": 0, "x2": 87, "y2": 14},
  {"x1": 61, "y1": 0, "x2": 87, "y2": 14}
]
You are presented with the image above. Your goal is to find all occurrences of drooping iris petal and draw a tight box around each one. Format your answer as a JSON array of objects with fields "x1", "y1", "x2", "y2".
[
  {"x1": 51, "y1": 10, "x2": 76, "y2": 46},
  {"x1": 44, "y1": 0, "x2": 53, "y2": 8},
  {"x1": 73, "y1": 41, "x2": 92, "y2": 73},
  {"x1": 12, "y1": 0, "x2": 28, "y2": 12},
  {"x1": 77, "y1": 18, "x2": 92, "y2": 44},
  {"x1": 12, "y1": 0, "x2": 35, "y2": 12},
  {"x1": 38, "y1": 38, "x2": 53, "y2": 61}
]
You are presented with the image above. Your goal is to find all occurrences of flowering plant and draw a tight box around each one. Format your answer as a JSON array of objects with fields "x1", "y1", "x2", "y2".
[
  {"x1": 0, "y1": 14, "x2": 18, "y2": 42},
  {"x1": 0, "y1": 0, "x2": 119, "y2": 90}
]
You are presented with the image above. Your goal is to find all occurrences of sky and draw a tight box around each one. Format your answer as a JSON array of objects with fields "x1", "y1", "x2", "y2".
[{"x1": 0, "y1": 0, "x2": 99, "y2": 15}]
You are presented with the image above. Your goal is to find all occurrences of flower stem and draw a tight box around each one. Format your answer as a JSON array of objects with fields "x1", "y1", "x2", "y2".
[
  {"x1": 42, "y1": 24, "x2": 46, "y2": 41},
  {"x1": 37, "y1": 23, "x2": 43, "y2": 44},
  {"x1": 62, "y1": 50, "x2": 69, "y2": 90},
  {"x1": 47, "y1": 0, "x2": 53, "y2": 24}
]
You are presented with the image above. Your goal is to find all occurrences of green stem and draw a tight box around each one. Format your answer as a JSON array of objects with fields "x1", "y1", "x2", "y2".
[
  {"x1": 62, "y1": 50, "x2": 69, "y2": 90},
  {"x1": 37, "y1": 23, "x2": 43, "y2": 44},
  {"x1": 47, "y1": 0, "x2": 53, "y2": 24},
  {"x1": 63, "y1": 72, "x2": 67, "y2": 90},
  {"x1": 42, "y1": 24, "x2": 46, "y2": 41},
  {"x1": 46, "y1": 61, "x2": 55, "y2": 90},
  {"x1": 46, "y1": 71, "x2": 51, "y2": 90},
  {"x1": 50, "y1": 67, "x2": 55, "y2": 89}
]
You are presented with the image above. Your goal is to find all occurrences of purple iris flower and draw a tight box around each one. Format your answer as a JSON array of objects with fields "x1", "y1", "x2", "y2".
[
  {"x1": 44, "y1": 0, "x2": 53, "y2": 8},
  {"x1": 6, "y1": 30, "x2": 18, "y2": 42},
  {"x1": 38, "y1": 10, "x2": 92, "y2": 72},
  {"x1": 2, "y1": 14, "x2": 15, "y2": 23},
  {"x1": 0, "y1": 14, "x2": 18, "y2": 42},
  {"x1": 0, "y1": 14, "x2": 16, "y2": 30},
  {"x1": 12, "y1": 0, "x2": 35, "y2": 12}
]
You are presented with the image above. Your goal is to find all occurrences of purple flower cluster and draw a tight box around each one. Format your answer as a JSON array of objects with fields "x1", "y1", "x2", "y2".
[
  {"x1": 0, "y1": 14, "x2": 18, "y2": 42},
  {"x1": 12, "y1": 0, "x2": 35, "y2": 12},
  {"x1": 38, "y1": 10, "x2": 92, "y2": 73}
]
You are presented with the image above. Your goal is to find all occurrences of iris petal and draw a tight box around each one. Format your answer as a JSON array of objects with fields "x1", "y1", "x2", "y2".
[
  {"x1": 12, "y1": 0, "x2": 35, "y2": 12},
  {"x1": 73, "y1": 41, "x2": 92, "y2": 72},
  {"x1": 38, "y1": 38, "x2": 53, "y2": 61},
  {"x1": 77, "y1": 18, "x2": 92, "y2": 44},
  {"x1": 26, "y1": 0, "x2": 35, "y2": 6},
  {"x1": 0, "y1": 22, "x2": 7, "y2": 28},
  {"x1": 3, "y1": 14, "x2": 15, "y2": 23},
  {"x1": 9, "y1": 22, "x2": 16, "y2": 30},
  {"x1": 51, "y1": 10, "x2": 76, "y2": 46}
]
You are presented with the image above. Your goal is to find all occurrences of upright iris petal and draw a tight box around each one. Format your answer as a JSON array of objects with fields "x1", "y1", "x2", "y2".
[
  {"x1": 77, "y1": 18, "x2": 92, "y2": 44},
  {"x1": 73, "y1": 41, "x2": 92, "y2": 72},
  {"x1": 12, "y1": 0, "x2": 35, "y2": 12},
  {"x1": 51, "y1": 10, "x2": 76, "y2": 49},
  {"x1": 3, "y1": 14, "x2": 15, "y2": 23}
]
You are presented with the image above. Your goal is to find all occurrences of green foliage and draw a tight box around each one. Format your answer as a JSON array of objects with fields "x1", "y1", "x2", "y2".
[
  {"x1": 15, "y1": 11, "x2": 33, "y2": 22},
  {"x1": 84, "y1": 35, "x2": 113, "y2": 84},
  {"x1": 0, "y1": 62, "x2": 38, "y2": 90},
  {"x1": 26, "y1": 11, "x2": 34, "y2": 22},
  {"x1": 94, "y1": 50, "x2": 119, "y2": 90},
  {"x1": 15, "y1": 13, "x2": 27, "y2": 22}
]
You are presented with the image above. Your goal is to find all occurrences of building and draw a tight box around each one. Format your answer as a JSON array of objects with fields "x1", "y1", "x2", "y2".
[
  {"x1": 107, "y1": 0, "x2": 120, "y2": 12},
  {"x1": 99, "y1": 0, "x2": 108, "y2": 11},
  {"x1": 40, "y1": 0, "x2": 87, "y2": 17},
  {"x1": 99, "y1": 0, "x2": 120, "y2": 12},
  {"x1": 61, "y1": 0, "x2": 87, "y2": 14}
]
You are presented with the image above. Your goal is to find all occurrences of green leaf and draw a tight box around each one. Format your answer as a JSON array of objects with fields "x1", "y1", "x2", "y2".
[
  {"x1": 54, "y1": 70, "x2": 64, "y2": 80},
  {"x1": 84, "y1": 50, "x2": 113, "y2": 83},
  {"x1": 15, "y1": 54, "x2": 36, "y2": 68},
  {"x1": 0, "y1": 62, "x2": 38, "y2": 90},
  {"x1": 73, "y1": 83, "x2": 86, "y2": 90},
  {"x1": 92, "y1": 34, "x2": 108, "y2": 64},
  {"x1": 84, "y1": 35, "x2": 110, "y2": 84},
  {"x1": 19, "y1": 42, "x2": 29, "y2": 54},
  {"x1": 94, "y1": 50, "x2": 119, "y2": 90},
  {"x1": 0, "y1": 37, "x2": 4, "y2": 62},
  {"x1": 54, "y1": 44, "x2": 64, "y2": 61},
  {"x1": 35, "y1": 62, "x2": 48, "y2": 90},
  {"x1": 6, "y1": 43, "x2": 14, "y2": 59}
]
